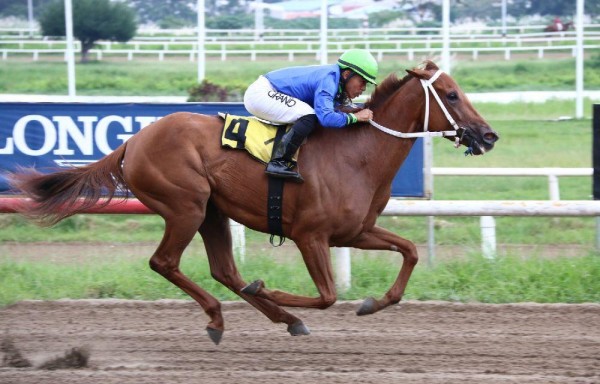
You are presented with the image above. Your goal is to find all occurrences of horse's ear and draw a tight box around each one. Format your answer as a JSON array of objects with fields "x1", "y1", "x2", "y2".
[
  {"x1": 423, "y1": 60, "x2": 439, "y2": 71},
  {"x1": 406, "y1": 68, "x2": 428, "y2": 80},
  {"x1": 407, "y1": 60, "x2": 440, "y2": 79}
]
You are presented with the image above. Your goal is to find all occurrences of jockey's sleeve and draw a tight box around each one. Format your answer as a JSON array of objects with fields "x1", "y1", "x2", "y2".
[{"x1": 314, "y1": 76, "x2": 356, "y2": 128}]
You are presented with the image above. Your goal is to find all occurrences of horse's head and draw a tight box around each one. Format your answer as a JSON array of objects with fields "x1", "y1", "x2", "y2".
[{"x1": 406, "y1": 61, "x2": 499, "y2": 155}]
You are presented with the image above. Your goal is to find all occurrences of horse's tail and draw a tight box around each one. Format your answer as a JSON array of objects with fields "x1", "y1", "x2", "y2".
[{"x1": 8, "y1": 143, "x2": 129, "y2": 226}]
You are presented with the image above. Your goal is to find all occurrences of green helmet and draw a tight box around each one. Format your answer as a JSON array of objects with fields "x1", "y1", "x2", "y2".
[{"x1": 337, "y1": 49, "x2": 378, "y2": 85}]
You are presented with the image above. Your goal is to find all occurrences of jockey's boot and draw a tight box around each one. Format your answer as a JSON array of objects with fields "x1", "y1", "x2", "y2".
[
  {"x1": 265, "y1": 129, "x2": 305, "y2": 182},
  {"x1": 265, "y1": 114, "x2": 317, "y2": 183}
]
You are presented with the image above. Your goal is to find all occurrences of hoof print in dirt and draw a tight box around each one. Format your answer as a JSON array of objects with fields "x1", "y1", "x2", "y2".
[
  {"x1": 38, "y1": 347, "x2": 90, "y2": 370},
  {"x1": 1, "y1": 337, "x2": 32, "y2": 368}
]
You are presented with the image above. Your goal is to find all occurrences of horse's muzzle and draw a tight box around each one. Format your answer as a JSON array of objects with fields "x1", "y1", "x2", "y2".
[{"x1": 462, "y1": 125, "x2": 499, "y2": 155}]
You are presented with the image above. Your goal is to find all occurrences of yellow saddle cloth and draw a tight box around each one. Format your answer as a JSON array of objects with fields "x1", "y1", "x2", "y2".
[{"x1": 220, "y1": 113, "x2": 296, "y2": 164}]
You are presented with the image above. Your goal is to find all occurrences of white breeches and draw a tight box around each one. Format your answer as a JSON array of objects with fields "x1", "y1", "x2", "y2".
[{"x1": 243, "y1": 76, "x2": 315, "y2": 124}]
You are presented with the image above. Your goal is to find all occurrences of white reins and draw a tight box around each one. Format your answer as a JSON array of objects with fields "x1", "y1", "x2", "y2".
[{"x1": 368, "y1": 69, "x2": 462, "y2": 146}]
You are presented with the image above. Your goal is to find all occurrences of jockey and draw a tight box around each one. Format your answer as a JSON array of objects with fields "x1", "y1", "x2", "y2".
[
  {"x1": 243, "y1": 49, "x2": 378, "y2": 182},
  {"x1": 554, "y1": 16, "x2": 563, "y2": 31}
]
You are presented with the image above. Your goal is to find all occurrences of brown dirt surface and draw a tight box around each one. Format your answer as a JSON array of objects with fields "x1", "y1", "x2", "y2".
[{"x1": 1, "y1": 299, "x2": 598, "y2": 384}]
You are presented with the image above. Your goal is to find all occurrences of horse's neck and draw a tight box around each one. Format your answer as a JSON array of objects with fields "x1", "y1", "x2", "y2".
[
  {"x1": 372, "y1": 77, "x2": 424, "y2": 133},
  {"x1": 328, "y1": 80, "x2": 425, "y2": 186},
  {"x1": 367, "y1": 80, "x2": 425, "y2": 169}
]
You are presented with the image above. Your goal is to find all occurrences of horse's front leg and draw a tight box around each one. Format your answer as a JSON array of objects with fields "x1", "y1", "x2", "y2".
[
  {"x1": 346, "y1": 225, "x2": 419, "y2": 316},
  {"x1": 242, "y1": 236, "x2": 338, "y2": 310}
]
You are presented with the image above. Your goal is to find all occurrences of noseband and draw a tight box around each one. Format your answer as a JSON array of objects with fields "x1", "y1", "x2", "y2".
[{"x1": 368, "y1": 70, "x2": 462, "y2": 147}]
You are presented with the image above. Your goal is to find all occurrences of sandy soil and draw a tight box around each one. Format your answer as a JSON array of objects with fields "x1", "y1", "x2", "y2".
[{"x1": 1, "y1": 299, "x2": 598, "y2": 384}]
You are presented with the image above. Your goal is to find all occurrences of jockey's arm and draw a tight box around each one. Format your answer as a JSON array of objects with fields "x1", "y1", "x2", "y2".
[{"x1": 336, "y1": 104, "x2": 373, "y2": 123}]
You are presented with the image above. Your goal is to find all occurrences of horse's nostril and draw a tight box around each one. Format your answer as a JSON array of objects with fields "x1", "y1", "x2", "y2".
[{"x1": 483, "y1": 132, "x2": 498, "y2": 144}]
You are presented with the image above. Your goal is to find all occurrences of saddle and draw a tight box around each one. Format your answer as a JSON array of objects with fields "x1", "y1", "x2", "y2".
[{"x1": 219, "y1": 113, "x2": 296, "y2": 164}]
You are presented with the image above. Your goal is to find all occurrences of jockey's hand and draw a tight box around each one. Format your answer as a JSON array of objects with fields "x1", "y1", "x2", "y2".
[{"x1": 353, "y1": 108, "x2": 373, "y2": 122}]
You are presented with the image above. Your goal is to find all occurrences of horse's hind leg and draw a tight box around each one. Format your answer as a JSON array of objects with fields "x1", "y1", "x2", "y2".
[
  {"x1": 199, "y1": 200, "x2": 310, "y2": 336},
  {"x1": 147, "y1": 208, "x2": 225, "y2": 344}
]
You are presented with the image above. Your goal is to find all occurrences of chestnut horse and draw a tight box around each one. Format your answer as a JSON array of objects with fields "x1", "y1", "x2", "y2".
[
  {"x1": 9, "y1": 61, "x2": 498, "y2": 345},
  {"x1": 544, "y1": 20, "x2": 573, "y2": 33}
]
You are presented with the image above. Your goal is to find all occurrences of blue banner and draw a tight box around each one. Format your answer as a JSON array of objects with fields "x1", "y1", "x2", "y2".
[
  {"x1": 0, "y1": 102, "x2": 423, "y2": 197},
  {"x1": 392, "y1": 137, "x2": 424, "y2": 197}
]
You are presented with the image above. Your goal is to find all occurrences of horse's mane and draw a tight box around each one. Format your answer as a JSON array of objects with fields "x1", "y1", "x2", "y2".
[{"x1": 365, "y1": 60, "x2": 438, "y2": 110}]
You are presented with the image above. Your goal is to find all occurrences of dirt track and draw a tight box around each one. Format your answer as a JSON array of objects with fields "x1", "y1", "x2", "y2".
[{"x1": 1, "y1": 300, "x2": 598, "y2": 384}]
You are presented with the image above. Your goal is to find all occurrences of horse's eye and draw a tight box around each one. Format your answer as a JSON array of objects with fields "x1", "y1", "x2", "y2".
[{"x1": 447, "y1": 91, "x2": 459, "y2": 102}]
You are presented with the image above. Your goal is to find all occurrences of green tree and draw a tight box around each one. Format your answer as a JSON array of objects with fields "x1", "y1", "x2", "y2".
[
  {"x1": 265, "y1": 16, "x2": 360, "y2": 30},
  {"x1": 368, "y1": 10, "x2": 406, "y2": 28},
  {"x1": 128, "y1": 0, "x2": 196, "y2": 26},
  {"x1": 206, "y1": 13, "x2": 254, "y2": 29},
  {"x1": 524, "y1": 0, "x2": 574, "y2": 17},
  {"x1": 509, "y1": 0, "x2": 599, "y2": 19},
  {"x1": 452, "y1": 0, "x2": 499, "y2": 22},
  {"x1": 39, "y1": 0, "x2": 137, "y2": 63},
  {"x1": 0, "y1": 0, "x2": 52, "y2": 19},
  {"x1": 0, "y1": 0, "x2": 27, "y2": 18}
]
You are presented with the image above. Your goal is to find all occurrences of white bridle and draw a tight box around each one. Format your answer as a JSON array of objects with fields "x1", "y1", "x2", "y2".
[{"x1": 368, "y1": 69, "x2": 462, "y2": 147}]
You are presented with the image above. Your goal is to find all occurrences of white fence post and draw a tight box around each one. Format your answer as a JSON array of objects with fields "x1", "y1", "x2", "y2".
[
  {"x1": 333, "y1": 247, "x2": 351, "y2": 292},
  {"x1": 229, "y1": 220, "x2": 246, "y2": 263},
  {"x1": 548, "y1": 174, "x2": 560, "y2": 201},
  {"x1": 480, "y1": 216, "x2": 497, "y2": 259}
]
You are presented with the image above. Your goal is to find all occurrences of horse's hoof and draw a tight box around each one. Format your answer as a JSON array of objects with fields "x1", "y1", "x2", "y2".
[
  {"x1": 206, "y1": 326, "x2": 223, "y2": 345},
  {"x1": 241, "y1": 280, "x2": 264, "y2": 296},
  {"x1": 287, "y1": 321, "x2": 310, "y2": 336},
  {"x1": 356, "y1": 297, "x2": 378, "y2": 316}
]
